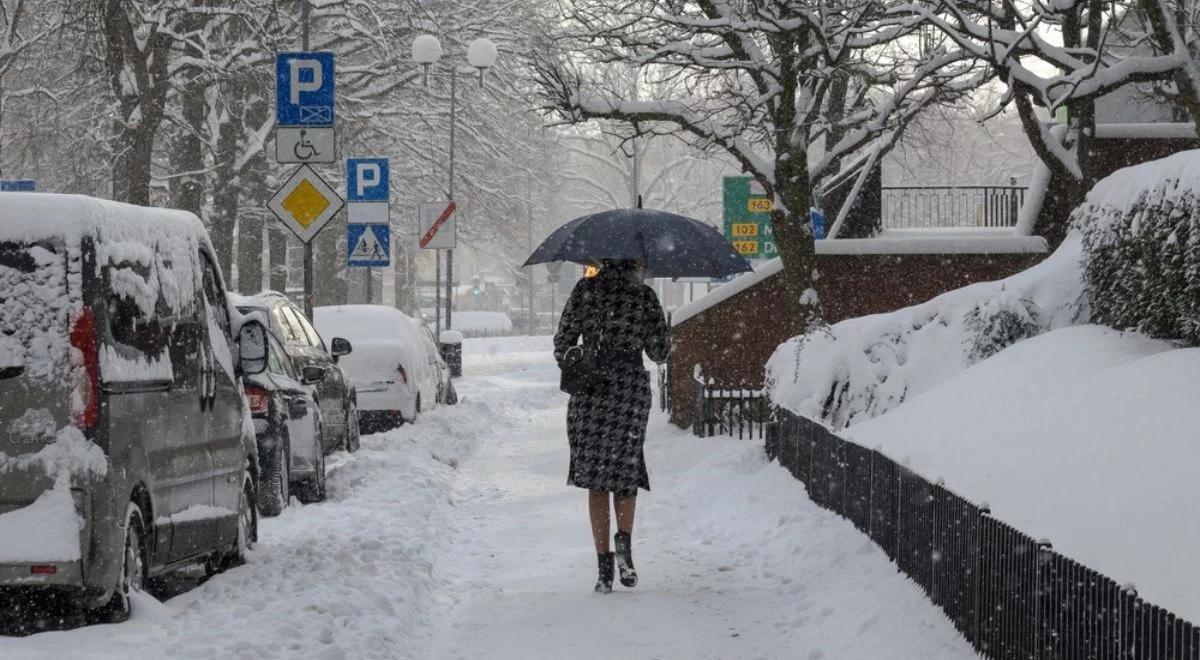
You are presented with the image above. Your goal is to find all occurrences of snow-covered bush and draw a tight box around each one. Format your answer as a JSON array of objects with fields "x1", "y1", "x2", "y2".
[
  {"x1": 767, "y1": 241, "x2": 1085, "y2": 429},
  {"x1": 1077, "y1": 151, "x2": 1200, "y2": 346},
  {"x1": 963, "y1": 296, "x2": 1041, "y2": 363}
]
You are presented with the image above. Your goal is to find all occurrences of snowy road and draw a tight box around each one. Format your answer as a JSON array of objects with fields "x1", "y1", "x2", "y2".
[{"x1": 1, "y1": 337, "x2": 976, "y2": 659}]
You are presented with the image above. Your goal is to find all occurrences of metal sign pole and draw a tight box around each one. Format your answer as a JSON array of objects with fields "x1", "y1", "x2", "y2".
[
  {"x1": 366, "y1": 266, "x2": 373, "y2": 303},
  {"x1": 445, "y1": 66, "x2": 457, "y2": 332},
  {"x1": 301, "y1": 0, "x2": 314, "y2": 319},
  {"x1": 435, "y1": 250, "x2": 442, "y2": 334}
]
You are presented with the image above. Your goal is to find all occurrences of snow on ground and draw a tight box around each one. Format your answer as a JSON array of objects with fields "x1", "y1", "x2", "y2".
[
  {"x1": 431, "y1": 344, "x2": 975, "y2": 659},
  {"x1": 841, "y1": 324, "x2": 1200, "y2": 623},
  {"x1": 1, "y1": 337, "x2": 975, "y2": 659}
]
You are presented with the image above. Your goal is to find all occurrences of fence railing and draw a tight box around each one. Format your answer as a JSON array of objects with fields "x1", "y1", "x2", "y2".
[
  {"x1": 691, "y1": 370, "x2": 770, "y2": 439},
  {"x1": 767, "y1": 409, "x2": 1199, "y2": 660},
  {"x1": 656, "y1": 362, "x2": 672, "y2": 414},
  {"x1": 882, "y1": 185, "x2": 1026, "y2": 229}
]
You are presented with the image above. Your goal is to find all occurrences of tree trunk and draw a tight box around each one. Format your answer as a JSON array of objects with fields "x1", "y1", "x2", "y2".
[{"x1": 211, "y1": 96, "x2": 243, "y2": 284}]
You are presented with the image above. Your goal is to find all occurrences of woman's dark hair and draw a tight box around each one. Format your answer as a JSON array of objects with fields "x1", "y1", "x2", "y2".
[{"x1": 600, "y1": 258, "x2": 640, "y2": 272}]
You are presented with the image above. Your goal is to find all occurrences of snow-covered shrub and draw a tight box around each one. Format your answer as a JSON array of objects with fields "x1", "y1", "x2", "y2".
[
  {"x1": 767, "y1": 239, "x2": 1085, "y2": 430},
  {"x1": 963, "y1": 296, "x2": 1041, "y2": 363},
  {"x1": 1077, "y1": 152, "x2": 1200, "y2": 345}
]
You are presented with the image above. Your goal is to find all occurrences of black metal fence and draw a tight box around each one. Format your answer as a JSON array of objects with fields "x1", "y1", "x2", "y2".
[
  {"x1": 767, "y1": 408, "x2": 1199, "y2": 660},
  {"x1": 691, "y1": 373, "x2": 770, "y2": 439},
  {"x1": 656, "y1": 362, "x2": 672, "y2": 413},
  {"x1": 882, "y1": 185, "x2": 1026, "y2": 229}
]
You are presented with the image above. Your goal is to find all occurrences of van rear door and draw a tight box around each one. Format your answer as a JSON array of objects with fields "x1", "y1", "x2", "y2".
[{"x1": 0, "y1": 238, "x2": 79, "y2": 466}]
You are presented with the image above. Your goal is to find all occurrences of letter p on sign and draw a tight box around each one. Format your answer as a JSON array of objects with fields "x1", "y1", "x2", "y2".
[
  {"x1": 346, "y1": 158, "x2": 389, "y2": 202},
  {"x1": 289, "y1": 59, "x2": 323, "y2": 105}
]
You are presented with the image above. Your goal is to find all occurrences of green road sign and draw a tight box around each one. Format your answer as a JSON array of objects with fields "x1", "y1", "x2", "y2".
[{"x1": 723, "y1": 176, "x2": 777, "y2": 260}]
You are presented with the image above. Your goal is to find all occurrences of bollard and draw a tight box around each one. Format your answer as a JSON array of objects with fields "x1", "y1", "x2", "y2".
[{"x1": 439, "y1": 329, "x2": 463, "y2": 378}]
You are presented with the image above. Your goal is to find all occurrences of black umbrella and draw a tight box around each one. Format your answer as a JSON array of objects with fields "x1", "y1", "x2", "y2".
[{"x1": 523, "y1": 207, "x2": 753, "y2": 279}]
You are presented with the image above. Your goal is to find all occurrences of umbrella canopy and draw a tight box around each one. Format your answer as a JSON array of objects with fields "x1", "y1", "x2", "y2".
[{"x1": 523, "y1": 208, "x2": 753, "y2": 279}]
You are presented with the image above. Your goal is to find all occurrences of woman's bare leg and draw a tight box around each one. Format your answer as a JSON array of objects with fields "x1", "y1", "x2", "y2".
[
  {"x1": 589, "y1": 490, "x2": 611, "y2": 553},
  {"x1": 613, "y1": 494, "x2": 636, "y2": 535}
]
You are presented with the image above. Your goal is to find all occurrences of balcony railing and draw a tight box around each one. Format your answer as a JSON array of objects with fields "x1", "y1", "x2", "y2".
[{"x1": 881, "y1": 185, "x2": 1026, "y2": 229}]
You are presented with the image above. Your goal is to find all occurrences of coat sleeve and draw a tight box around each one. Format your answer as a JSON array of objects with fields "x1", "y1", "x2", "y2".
[
  {"x1": 554, "y1": 279, "x2": 588, "y2": 363},
  {"x1": 641, "y1": 286, "x2": 670, "y2": 364}
]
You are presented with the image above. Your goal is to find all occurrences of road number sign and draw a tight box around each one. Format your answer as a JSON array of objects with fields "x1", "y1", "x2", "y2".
[
  {"x1": 419, "y1": 202, "x2": 458, "y2": 249},
  {"x1": 747, "y1": 198, "x2": 774, "y2": 213},
  {"x1": 731, "y1": 223, "x2": 758, "y2": 237},
  {"x1": 732, "y1": 240, "x2": 759, "y2": 255},
  {"x1": 276, "y1": 52, "x2": 335, "y2": 127},
  {"x1": 267, "y1": 165, "x2": 344, "y2": 243}
]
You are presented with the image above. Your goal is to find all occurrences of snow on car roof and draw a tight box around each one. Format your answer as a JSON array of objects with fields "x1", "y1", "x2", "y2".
[{"x1": 0, "y1": 193, "x2": 207, "y2": 245}]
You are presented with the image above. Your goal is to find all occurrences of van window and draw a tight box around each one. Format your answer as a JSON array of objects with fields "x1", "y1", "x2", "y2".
[
  {"x1": 0, "y1": 240, "x2": 72, "y2": 385},
  {"x1": 199, "y1": 252, "x2": 231, "y2": 339}
]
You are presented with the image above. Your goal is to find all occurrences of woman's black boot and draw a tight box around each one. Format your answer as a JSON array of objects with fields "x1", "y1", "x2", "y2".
[
  {"x1": 614, "y1": 532, "x2": 638, "y2": 588},
  {"x1": 595, "y1": 552, "x2": 614, "y2": 594}
]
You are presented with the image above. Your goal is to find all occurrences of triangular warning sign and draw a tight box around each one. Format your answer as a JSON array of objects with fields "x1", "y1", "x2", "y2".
[{"x1": 352, "y1": 226, "x2": 385, "y2": 260}]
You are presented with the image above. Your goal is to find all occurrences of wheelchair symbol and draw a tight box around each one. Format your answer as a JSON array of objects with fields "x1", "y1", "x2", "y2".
[{"x1": 293, "y1": 129, "x2": 320, "y2": 160}]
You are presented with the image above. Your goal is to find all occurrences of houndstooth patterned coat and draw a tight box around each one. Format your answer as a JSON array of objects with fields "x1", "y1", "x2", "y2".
[{"x1": 554, "y1": 268, "x2": 670, "y2": 496}]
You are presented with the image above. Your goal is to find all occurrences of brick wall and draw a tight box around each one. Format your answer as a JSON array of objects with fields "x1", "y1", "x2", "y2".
[{"x1": 669, "y1": 250, "x2": 1046, "y2": 428}]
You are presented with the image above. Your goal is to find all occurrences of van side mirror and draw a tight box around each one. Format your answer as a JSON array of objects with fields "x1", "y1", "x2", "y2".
[
  {"x1": 330, "y1": 337, "x2": 352, "y2": 359},
  {"x1": 238, "y1": 321, "x2": 268, "y2": 376},
  {"x1": 301, "y1": 365, "x2": 326, "y2": 385}
]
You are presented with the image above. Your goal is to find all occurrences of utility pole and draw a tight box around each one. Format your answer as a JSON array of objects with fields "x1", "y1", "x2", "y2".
[
  {"x1": 526, "y1": 174, "x2": 534, "y2": 335},
  {"x1": 301, "y1": 0, "x2": 315, "y2": 319},
  {"x1": 445, "y1": 66, "x2": 457, "y2": 331}
]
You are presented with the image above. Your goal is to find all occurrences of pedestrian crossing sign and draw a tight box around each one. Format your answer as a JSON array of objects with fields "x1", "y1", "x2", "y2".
[{"x1": 347, "y1": 223, "x2": 390, "y2": 267}]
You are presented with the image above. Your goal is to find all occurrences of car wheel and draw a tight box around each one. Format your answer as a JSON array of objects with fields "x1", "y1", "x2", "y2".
[
  {"x1": 87, "y1": 503, "x2": 147, "y2": 624},
  {"x1": 223, "y1": 473, "x2": 257, "y2": 569},
  {"x1": 445, "y1": 380, "x2": 458, "y2": 406},
  {"x1": 257, "y1": 435, "x2": 289, "y2": 517},
  {"x1": 342, "y1": 404, "x2": 361, "y2": 453},
  {"x1": 296, "y1": 436, "x2": 327, "y2": 504}
]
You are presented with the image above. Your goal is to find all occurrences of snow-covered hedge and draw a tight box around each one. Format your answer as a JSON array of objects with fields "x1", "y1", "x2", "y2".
[
  {"x1": 768, "y1": 149, "x2": 1200, "y2": 430},
  {"x1": 1077, "y1": 150, "x2": 1200, "y2": 346},
  {"x1": 766, "y1": 239, "x2": 1086, "y2": 429}
]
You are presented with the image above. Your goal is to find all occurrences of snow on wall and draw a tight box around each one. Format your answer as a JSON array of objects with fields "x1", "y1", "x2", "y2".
[
  {"x1": 767, "y1": 234, "x2": 1085, "y2": 429},
  {"x1": 673, "y1": 234, "x2": 1048, "y2": 326}
]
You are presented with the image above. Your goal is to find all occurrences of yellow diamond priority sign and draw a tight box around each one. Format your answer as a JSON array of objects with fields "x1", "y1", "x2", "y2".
[{"x1": 268, "y1": 165, "x2": 344, "y2": 243}]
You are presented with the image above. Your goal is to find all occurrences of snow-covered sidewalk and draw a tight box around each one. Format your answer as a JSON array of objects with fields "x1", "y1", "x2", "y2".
[
  {"x1": 0, "y1": 338, "x2": 976, "y2": 659},
  {"x1": 429, "y1": 346, "x2": 975, "y2": 659}
]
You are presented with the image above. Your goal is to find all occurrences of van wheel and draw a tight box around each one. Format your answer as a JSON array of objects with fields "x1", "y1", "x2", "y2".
[
  {"x1": 296, "y1": 440, "x2": 327, "y2": 504},
  {"x1": 87, "y1": 503, "x2": 147, "y2": 624},
  {"x1": 257, "y1": 435, "x2": 289, "y2": 517},
  {"x1": 223, "y1": 474, "x2": 257, "y2": 570}
]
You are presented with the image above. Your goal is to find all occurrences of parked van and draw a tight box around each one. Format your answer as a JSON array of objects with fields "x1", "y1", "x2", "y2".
[{"x1": 0, "y1": 194, "x2": 268, "y2": 624}]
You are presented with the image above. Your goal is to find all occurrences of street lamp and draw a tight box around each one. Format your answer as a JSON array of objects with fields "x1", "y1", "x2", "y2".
[{"x1": 410, "y1": 34, "x2": 499, "y2": 334}]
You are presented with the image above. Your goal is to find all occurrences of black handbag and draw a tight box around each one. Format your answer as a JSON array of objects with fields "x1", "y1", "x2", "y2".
[{"x1": 559, "y1": 294, "x2": 603, "y2": 396}]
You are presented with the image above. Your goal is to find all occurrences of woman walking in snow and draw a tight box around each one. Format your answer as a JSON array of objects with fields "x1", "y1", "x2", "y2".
[{"x1": 553, "y1": 259, "x2": 671, "y2": 593}]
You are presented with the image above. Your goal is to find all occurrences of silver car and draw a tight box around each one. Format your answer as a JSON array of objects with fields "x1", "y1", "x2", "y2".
[{"x1": 0, "y1": 195, "x2": 268, "y2": 625}]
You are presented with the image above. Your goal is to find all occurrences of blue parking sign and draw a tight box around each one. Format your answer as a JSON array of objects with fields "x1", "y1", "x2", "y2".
[
  {"x1": 347, "y1": 224, "x2": 390, "y2": 268},
  {"x1": 276, "y1": 52, "x2": 335, "y2": 126},
  {"x1": 346, "y1": 158, "x2": 389, "y2": 202}
]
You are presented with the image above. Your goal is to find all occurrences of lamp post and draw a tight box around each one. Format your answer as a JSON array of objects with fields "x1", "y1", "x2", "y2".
[{"x1": 411, "y1": 34, "x2": 498, "y2": 334}]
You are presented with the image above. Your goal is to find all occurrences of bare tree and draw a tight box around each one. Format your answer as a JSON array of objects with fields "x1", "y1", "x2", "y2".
[
  {"x1": 901, "y1": 0, "x2": 1200, "y2": 241},
  {"x1": 537, "y1": 0, "x2": 983, "y2": 331}
]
